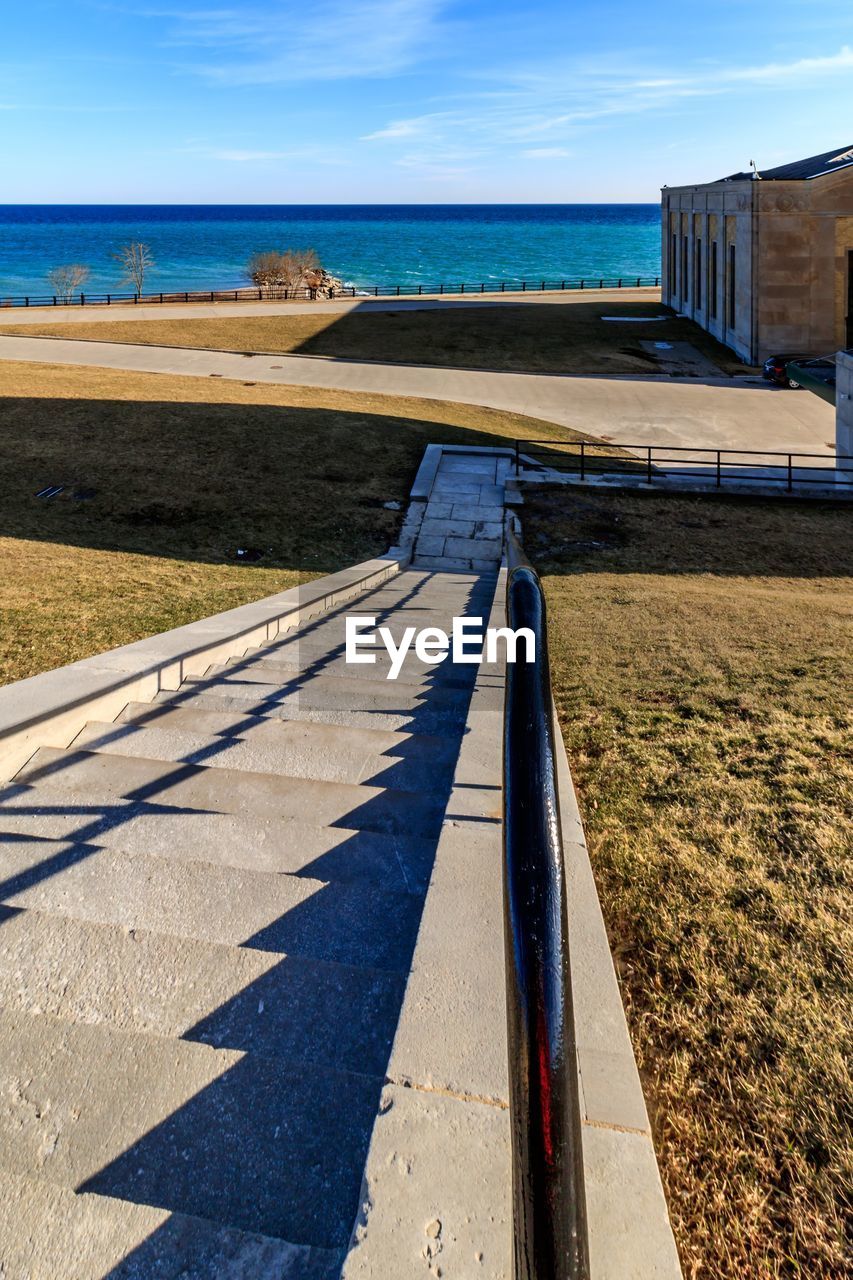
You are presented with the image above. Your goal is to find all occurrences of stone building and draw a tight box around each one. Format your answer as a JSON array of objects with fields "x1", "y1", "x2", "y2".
[{"x1": 661, "y1": 145, "x2": 853, "y2": 363}]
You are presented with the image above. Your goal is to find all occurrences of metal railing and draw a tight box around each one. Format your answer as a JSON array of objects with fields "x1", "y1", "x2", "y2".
[
  {"x1": 503, "y1": 521, "x2": 590, "y2": 1280},
  {"x1": 514, "y1": 440, "x2": 853, "y2": 492},
  {"x1": 0, "y1": 275, "x2": 661, "y2": 310}
]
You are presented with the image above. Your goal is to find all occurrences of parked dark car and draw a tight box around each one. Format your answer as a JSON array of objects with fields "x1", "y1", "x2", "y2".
[
  {"x1": 762, "y1": 353, "x2": 815, "y2": 388},
  {"x1": 784, "y1": 355, "x2": 837, "y2": 406}
]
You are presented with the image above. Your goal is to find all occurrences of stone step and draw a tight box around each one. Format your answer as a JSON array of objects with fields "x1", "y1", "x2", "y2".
[
  {"x1": 253, "y1": 610, "x2": 494, "y2": 656},
  {"x1": 118, "y1": 699, "x2": 455, "y2": 761},
  {"x1": 339, "y1": 592, "x2": 495, "y2": 620},
  {"x1": 149, "y1": 683, "x2": 468, "y2": 735},
  {"x1": 218, "y1": 650, "x2": 478, "y2": 689},
  {"x1": 413, "y1": 554, "x2": 501, "y2": 572},
  {"x1": 0, "y1": 836, "x2": 428, "y2": 967},
  {"x1": 336, "y1": 589, "x2": 494, "y2": 614},
  {"x1": 169, "y1": 669, "x2": 471, "y2": 735},
  {"x1": 0, "y1": 1169, "x2": 343, "y2": 1280},
  {"x1": 356, "y1": 569, "x2": 495, "y2": 593},
  {"x1": 71, "y1": 716, "x2": 457, "y2": 795},
  {"x1": 343, "y1": 586, "x2": 491, "y2": 606},
  {"x1": 0, "y1": 1006, "x2": 381, "y2": 1249},
  {"x1": 13, "y1": 747, "x2": 446, "y2": 840},
  {"x1": 0, "y1": 905, "x2": 405, "y2": 1076},
  {"x1": 0, "y1": 784, "x2": 436, "y2": 893},
  {"x1": 301, "y1": 583, "x2": 496, "y2": 608}
]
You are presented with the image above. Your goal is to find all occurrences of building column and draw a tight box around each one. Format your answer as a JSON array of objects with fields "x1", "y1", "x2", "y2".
[
  {"x1": 699, "y1": 212, "x2": 709, "y2": 321},
  {"x1": 835, "y1": 351, "x2": 853, "y2": 484}
]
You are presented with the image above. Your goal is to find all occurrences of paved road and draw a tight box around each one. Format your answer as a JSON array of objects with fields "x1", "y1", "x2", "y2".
[
  {"x1": 0, "y1": 286, "x2": 661, "y2": 327},
  {"x1": 0, "y1": 331, "x2": 834, "y2": 456}
]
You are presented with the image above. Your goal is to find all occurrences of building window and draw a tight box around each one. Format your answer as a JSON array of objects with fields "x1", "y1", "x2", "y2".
[
  {"x1": 670, "y1": 231, "x2": 677, "y2": 299},
  {"x1": 728, "y1": 244, "x2": 736, "y2": 329},
  {"x1": 695, "y1": 238, "x2": 702, "y2": 310},
  {"x1": 710, "y1": 241, "x2": 718, "y2": 319},
  {"x1": 682, "y1": 236, "x2": 689, "y2": 304}
]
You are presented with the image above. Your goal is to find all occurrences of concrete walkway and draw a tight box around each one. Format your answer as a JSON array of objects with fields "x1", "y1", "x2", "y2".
[
  {"x1": 414, "y1": 451, "x2": 511, "y2": 570},
  {"x1": 0, "y1": 287, "x2": 661, "y2": 327},
  {"x1": 0, "y1": 332, "x2": 834, "y2": 454}
]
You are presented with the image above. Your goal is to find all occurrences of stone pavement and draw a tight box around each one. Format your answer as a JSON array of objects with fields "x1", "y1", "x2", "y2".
[{"x1": 414, "y1": 450, "x2": 511, "y2": 571}]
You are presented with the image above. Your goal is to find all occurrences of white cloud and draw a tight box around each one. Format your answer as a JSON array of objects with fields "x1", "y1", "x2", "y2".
[
  {"x1": 355, "y1": 42, "x2": 853, "y2": 172},
  {"x1": 156, "y1": 0, "x2": 450, "y2": 84},
  {"x1": 361, "y1": 114, "x2": 445, "y2": 141},
  {"x1": 725, "y1": 44, "x2": 853, "y2": 83}
]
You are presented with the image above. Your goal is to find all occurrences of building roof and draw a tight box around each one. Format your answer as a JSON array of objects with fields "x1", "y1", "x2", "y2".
[{"x1": 722, "y1": 145, "x2": 853, "y2": 182}]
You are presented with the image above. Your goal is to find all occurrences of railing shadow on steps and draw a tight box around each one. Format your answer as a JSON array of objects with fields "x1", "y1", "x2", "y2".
[
  {"x1": 0, "y1": 569, "x2": 497, "y2": 1270},
  {"x1": 503, "y1": 517, "x2": 590, "y2": 1279}
]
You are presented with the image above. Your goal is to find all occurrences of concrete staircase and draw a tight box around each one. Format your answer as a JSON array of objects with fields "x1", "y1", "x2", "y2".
[{"x1": 0, "y1": 567, "x2": 498, "y2": 1278}]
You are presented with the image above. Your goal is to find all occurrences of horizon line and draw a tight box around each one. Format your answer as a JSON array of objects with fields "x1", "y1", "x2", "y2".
[{"x1": 0, "y1": 199, "x2": 662, "y2": 207}]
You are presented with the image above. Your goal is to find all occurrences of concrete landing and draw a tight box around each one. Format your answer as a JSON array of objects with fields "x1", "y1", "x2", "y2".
[{"x1": 414, "y1": 448, "x2": 512, "y2": 570}]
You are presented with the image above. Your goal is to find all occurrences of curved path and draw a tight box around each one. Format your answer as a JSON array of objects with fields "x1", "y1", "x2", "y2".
[{"x1": 0, "y1": 331, "x2": 834, "y2": 455}]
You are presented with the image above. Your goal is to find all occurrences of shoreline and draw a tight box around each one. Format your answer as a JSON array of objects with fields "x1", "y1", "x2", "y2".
[{"x1": 0, "y1": 275, "x2": 662, "y2": 312}]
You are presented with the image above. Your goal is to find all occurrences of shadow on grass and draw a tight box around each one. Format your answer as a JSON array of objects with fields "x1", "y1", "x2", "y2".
[
  {"x1": 520, "y1": 486, "x2": 853, "y2": 581},
  {"x1": 281, "y1": 298, "x2": 740, "y2": 379},
  {"x1": 1, "y1": 296, "x2": 745, "y2": 377},
  {"x1": 0, "y1": 394, "x2": 577, "y2": 572}
]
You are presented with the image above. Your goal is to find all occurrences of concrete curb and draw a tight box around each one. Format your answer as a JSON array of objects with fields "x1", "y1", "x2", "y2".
[
  {"x1": 554, "y1": 706, "x2": 682, "y2": 1278},
  {"x1": 0, "y1": 553, "x2": 407, "y2": 782},
  {"x1": 507, "y1": 470, "x2": 852, "y2": 502},
  {"x1": 504, "y1": 513, "x2": 681, "y2": 1274},
  {"x1": 408, "y1": 442, "x2": 444, "y2": 501}
]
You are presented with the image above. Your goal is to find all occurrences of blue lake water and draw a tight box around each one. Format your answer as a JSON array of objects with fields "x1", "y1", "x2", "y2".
[{"x1": 0, "y1": 204, "x2": 661, "y2": 296}]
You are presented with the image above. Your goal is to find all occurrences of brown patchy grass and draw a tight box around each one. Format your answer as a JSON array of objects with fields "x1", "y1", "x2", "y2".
[
  {"x1": 0, "y1": 359, "x2": 581, "y2": 684},
  {"x1": 0, "y1": 295, "x2": 748, "y2": 376},
  {"x1": 523, "y1": 488, "x2": 853, "y2": 1278}
]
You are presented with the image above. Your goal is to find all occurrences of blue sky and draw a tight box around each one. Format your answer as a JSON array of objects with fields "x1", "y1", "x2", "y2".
[{"x1": 2, "y1": 0, "x2": 852, "y2": 201}]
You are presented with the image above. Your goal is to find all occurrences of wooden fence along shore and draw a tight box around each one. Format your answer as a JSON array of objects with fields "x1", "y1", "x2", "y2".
[{"x1": 0, "y1": 274, "x2": 662, "y2": 309}]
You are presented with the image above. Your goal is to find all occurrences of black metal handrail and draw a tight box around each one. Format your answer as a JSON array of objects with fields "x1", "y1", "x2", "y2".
[
  {"x1": 515, "y1": 440, "x2": 853, "y2": 492},
  {"x1": 503, "y1": 520, "x2": 590, "y2": 1280},
  {"x1": 0, "y1": 275, "x2": 661, "y2": 310}
]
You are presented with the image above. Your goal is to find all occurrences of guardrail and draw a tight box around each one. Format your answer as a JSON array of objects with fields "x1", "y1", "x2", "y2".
[
  {"x1": 0, "y1": 275, "x2": 661, "y2": 310},
  {"x1": 503, "y1": 519, "x2": 590, "y2": 1280},
  {"x1": 514, "y1": 440, "x2": 853, "y2": 492}
]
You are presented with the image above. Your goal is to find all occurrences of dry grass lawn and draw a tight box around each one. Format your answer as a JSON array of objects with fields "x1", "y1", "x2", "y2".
[
  {"x1": 523, "y1": 488, "x2": 852, "y2": 1279},
  {"x1": 0, "y1": 296, "x2": 748, "y2": 376},
  {"x1": 0, "y1": 359, "x2": 580, "y2": 684}
]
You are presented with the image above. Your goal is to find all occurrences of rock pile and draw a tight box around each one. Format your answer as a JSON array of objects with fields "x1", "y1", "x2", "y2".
[{"x1": 304, "y1": 268, "x2": 346, "y2": 298}]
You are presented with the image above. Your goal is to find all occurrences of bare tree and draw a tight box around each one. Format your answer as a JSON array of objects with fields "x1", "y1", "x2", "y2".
[
  {"x1": 114, "y1": 241, "x2": 155, "y2": 296},
  {"x1": 46, "y1": 263, "x2": 90, "y2": 303},
  {"x1": 246, "y1": 248, "x2": 321, "y2": 297},
  {"x1": 246, "y1": 251, "x2": 288, "y2": 296},
  {"x1": 281, "y1": 248, "x2": 320, "y2": 291}
]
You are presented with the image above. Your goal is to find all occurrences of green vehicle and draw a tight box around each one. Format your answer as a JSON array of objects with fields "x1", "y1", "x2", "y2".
[{"x1": 784, "y1": 355, "x2": 837, "y2": 406}]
